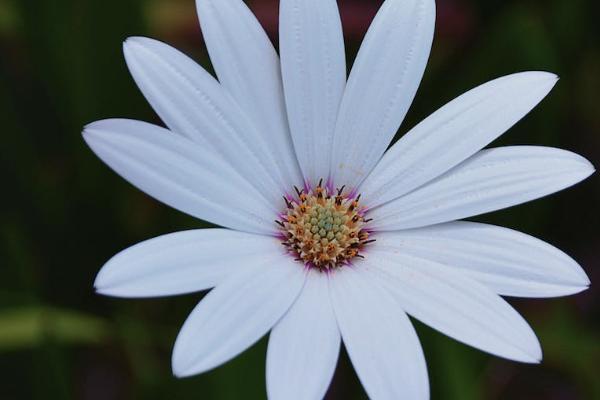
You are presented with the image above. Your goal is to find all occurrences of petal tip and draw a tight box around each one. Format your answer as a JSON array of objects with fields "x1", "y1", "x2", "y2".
[
  {"x1": 528, "y1": 340, "x2": 543, "y2": 364},
  {"x1": 93, "y1": 281, "x2": 111, "y2": 297},
  {"x1": 172, "y1": 367, "x2": 190, "y2": 379},
  {"x1": 83, "y1": 124, "x2": 119, "y2": 153},
  {"x1": 535, "y1": 71, "x2": 559, "y2": 92},
  {"x1": 583, "y1": 159, "x2": 596, "y2": 175},
  {"x1": 81, "y1": 128, "x2": 92, "y2": 141},
  {"x1": 171, "y1": 352, "x2": 196, "y2": 379},
  {"x1": 171, "y1": 364, "x2": 188, "y2": 379},
  {"x1": 514, "y1": 344, "x2": 543, "y2": 364},
  {"x1": 546, "y1": 72, "x2": 559, "y2": 86},
  {"x1": 122, "y1": 36, "x2": 139, "y2": 51},
  {"x1": 123, "y1": 36, "x2": 147, "y2": 46},
  {"x1": 83, "y1": 119, "x2": 115, "y2": 135},
  {"x1": 82, "y1": 128, "x2": 100, "y2": 144},
  {"x1": 122, "y1": 36, "x2": 158, "y2": 57},
  {"x1": 93, "y1": 285, "x2": 122, "y2": 298},
  {"x1": 535, "y1": 71, "x2": 559, "y2": 81},
  {"x1": 517, "y1": 71, "x2": 559, "y2": 90},
  {"x1": 93, "y1": 266, "x2": 116, "y2": 295},
  {"x1": 573, "y1": 263, "x2": 592, "y2": 287},
  {"x1": 579, "y1": 283, "x2": 591, "y2": 293},
  {"x1": 93, "y1": 286, "x2": 109, "y2": 296},
  {"x1": 573, "y1": 156, "x2": 596, "y2": 182}
]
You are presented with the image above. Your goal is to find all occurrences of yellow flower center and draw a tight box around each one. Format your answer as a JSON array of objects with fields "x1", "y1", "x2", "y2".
[{"x1": 277, "y1": 181, "x2": 373, "y2": 270}]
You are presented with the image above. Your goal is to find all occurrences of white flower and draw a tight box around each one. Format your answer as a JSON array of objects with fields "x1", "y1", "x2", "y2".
[{"x1": 83, "y1": 0, "x2": 594, "y2": 399}]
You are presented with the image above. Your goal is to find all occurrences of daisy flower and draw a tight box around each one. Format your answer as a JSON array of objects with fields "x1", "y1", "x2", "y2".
[{"x1": 83, "y1": 0, "x2": 594, "y2": 398}]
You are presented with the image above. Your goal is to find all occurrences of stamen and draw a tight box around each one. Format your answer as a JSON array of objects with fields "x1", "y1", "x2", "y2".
[{"x1": 276, "y1": 181, "x2": 373, "y2": 271}]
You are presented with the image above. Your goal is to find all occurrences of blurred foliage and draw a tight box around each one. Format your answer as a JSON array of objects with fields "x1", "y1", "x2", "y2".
[
  {"x1": 0, "y1": 307, "x2": 111, "y2": 351},
  {"x1": 0, "y1": 0, "x2": 598, "y2": 399}
]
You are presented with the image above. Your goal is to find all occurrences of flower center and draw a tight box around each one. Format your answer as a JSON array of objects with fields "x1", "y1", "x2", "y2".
[{"x1": 277, "y1": 180, "x2": 374, "y2": 270}]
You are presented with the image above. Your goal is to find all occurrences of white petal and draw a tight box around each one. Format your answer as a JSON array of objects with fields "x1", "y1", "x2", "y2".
[
  {"x1": 196, "y1": 0, "x2": 303, "y2": 189},
  {"x1": 84, "y1": 119, "x2": 276, "y2": 234},
  {"x1": 94, "y1": 229, "x2": 282, "y2": 298},
  {"x1": 361, "y1": 72, "x2": 560, "y2": 207},
  {"x1": 172, "y1": 253, "x2": 306, "y2": 377},
  {"x1": 371, "y1": 146, "x2": 594, "y2": 231},
  {"x1": 330, "y1": 0, "x2": 435, "y2": 189},
  {"x1": 280, "y1": 0, "x2": 346, "y2": 184},
  {"x1": 123, "y1": 36, "x2": 288, "y2": 203},
  {"x1": 376, "y1": 222, "x2": 590, "y2": 298},
  {"x1": 266, "y1": 270, "x2": 340, "y2": 400},
  {"x1": 330, "y1": 266, "x2": 429, "y2": 400},
  {"x1": 364, "y1": 249, "x2": 542, "y2": 363}
]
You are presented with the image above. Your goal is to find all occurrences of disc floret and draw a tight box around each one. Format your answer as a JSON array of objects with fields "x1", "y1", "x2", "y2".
[{"x1": 277, "y1": 180, "x2": 373, "y2": 270}]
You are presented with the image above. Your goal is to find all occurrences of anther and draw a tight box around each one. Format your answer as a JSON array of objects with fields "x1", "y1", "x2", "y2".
[{"x1": 276, "y1": 183, "x2": 373, "y2": 271}]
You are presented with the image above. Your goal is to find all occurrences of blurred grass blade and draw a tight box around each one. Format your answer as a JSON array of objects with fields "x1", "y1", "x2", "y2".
[{"x1": 0, "y1": 307, "x2": 111, "y2": 351}]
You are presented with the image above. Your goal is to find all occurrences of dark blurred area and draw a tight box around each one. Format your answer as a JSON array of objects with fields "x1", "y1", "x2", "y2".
[{"x1": 0, "y1": 0, "x2": 598, "y2": 398}]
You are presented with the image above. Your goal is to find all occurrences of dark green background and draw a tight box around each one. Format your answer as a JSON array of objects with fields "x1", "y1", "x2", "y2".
[{"x1": 1, "y1": 0, "x2": 598, "y2": 398}]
